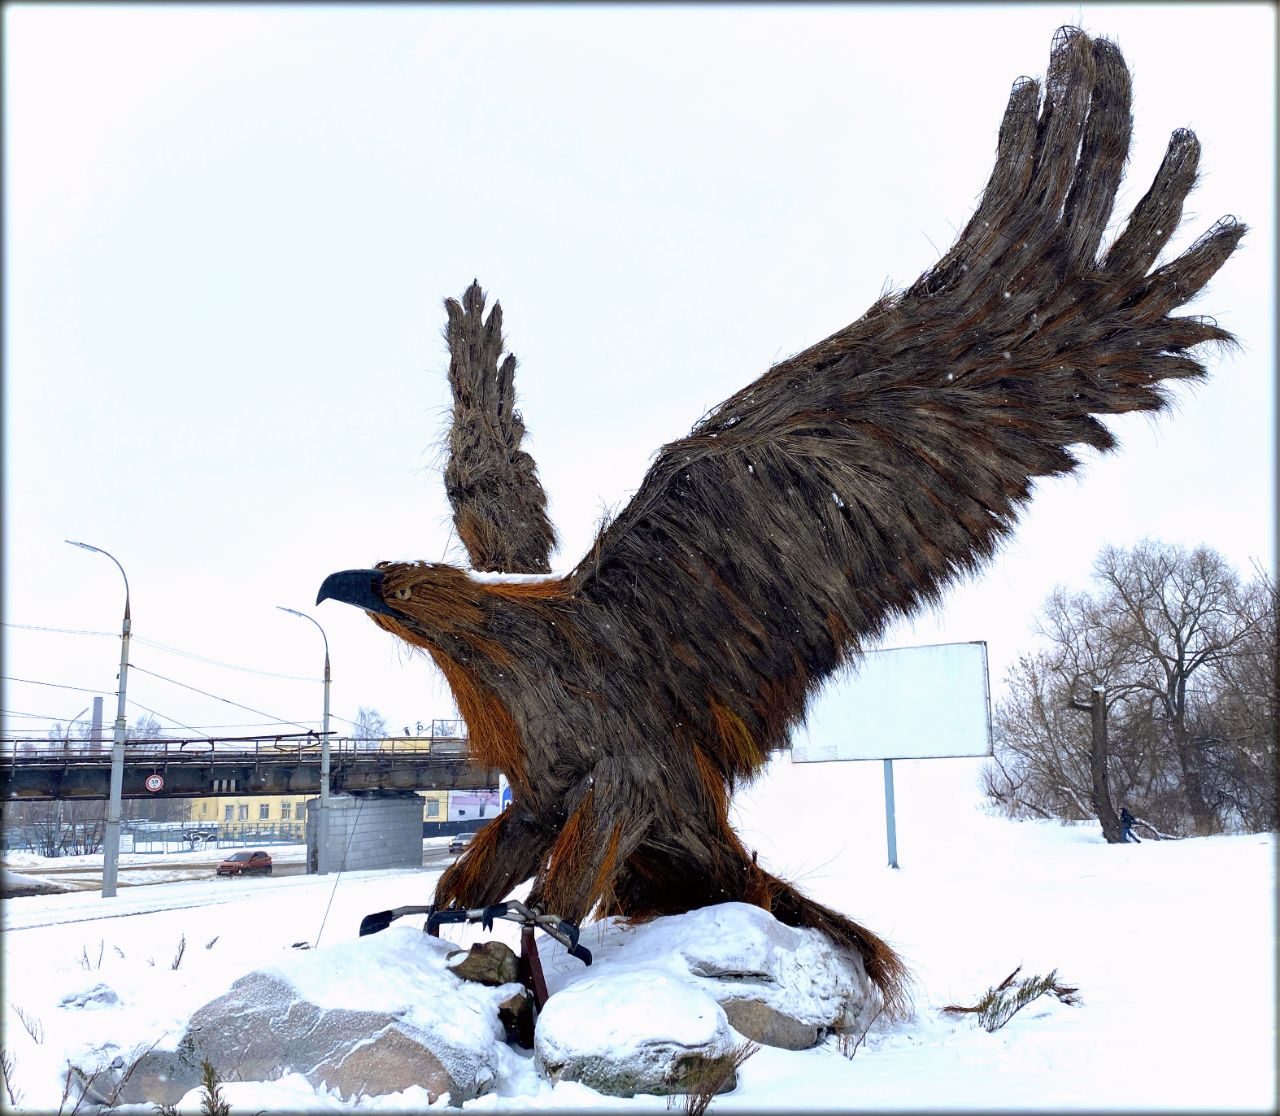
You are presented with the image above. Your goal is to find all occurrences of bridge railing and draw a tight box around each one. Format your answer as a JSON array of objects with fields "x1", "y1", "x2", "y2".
[{"x1": 0, "y1": 732, "x2": 471, "y2": 767}]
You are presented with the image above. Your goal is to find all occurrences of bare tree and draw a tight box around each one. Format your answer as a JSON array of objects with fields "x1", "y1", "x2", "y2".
[
  {"x1": 351, "y1": 706, "x2": 388, "y2": 750},
  {"x1": 46, "y1": 715, "x2": 94, "y2": 757},
  {"x1": 985, "y1": 542, "x2": 1275, "y2": 837},
  {"x1": 1093, "y1": 543, "x2": 1261, "y2": 835},
  {"x1": 15, "y1": 795, "x2": 105, "y2": 857},
  {"x1": 1190, "y1": 567, "x2": 1278, "y2": 831},
  {"x1": 126, "y1": 714, "x2": 165, "y2": 745}
]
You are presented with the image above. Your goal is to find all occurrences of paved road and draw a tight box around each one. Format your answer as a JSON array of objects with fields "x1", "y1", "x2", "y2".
[{"x1": 4, "y1": 844, "x2": 459, "y2": 895}]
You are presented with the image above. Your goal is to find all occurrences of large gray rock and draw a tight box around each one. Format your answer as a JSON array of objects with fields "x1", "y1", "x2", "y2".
[
  {"x1": 537, "y1": 902, "x2": 879, "y2": 1055},
  {"x1": 96, "y1": 927, "x2": 522, "y2": 1106},
  {"x1": 535, "y1": 969, "x2": 740, "y2": 1097},
  {"x1": 113, "y1": 971, "x2": 488, "y2": 1105},
  {"x1": 678, "y1": 903, "x2": 878, "y2": 1046},
  {"x1": 447, "y1": 940, "x2": 520, "y2": 986},
  {"x1": 720, "y1": 998, "x2": 820, "y2": 1051},
  {"x1": 69, "y1": 902, "x2": 880, "y2": 1108}
]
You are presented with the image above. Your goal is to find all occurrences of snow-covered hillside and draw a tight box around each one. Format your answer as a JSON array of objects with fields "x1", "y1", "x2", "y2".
[{"x1": 1, "y1": 757, "x2": 1274, "y2": 1112}]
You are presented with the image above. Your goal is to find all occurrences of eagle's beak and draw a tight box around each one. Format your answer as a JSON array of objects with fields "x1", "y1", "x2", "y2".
[{"x1": 316, "y1": 569, "x2": 399, "y2": 617}]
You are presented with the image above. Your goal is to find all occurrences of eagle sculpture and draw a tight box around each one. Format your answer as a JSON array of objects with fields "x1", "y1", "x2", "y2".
[{"x1": 318, "y1": 29, "x2": 1242, "y2": 1018}]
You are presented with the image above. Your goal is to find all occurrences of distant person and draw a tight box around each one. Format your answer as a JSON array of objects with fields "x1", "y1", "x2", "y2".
[{"x1": 1119, "y1": 806, "x2": 1140, "y2": 844}]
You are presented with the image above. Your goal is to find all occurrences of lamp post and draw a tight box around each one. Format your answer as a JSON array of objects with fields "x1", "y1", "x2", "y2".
[
  {"x1": 277, "y1": 607, "x2": 331, "y2": 875},
  {"x1": 66, "y1": 540, "x2": 129, "y2": 899}
]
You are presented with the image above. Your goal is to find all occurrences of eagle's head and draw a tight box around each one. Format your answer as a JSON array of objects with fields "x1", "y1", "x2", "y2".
[
  {"x1": 317, "y1": 561, "x2": 570, "y2": 659},
  {"x1": 316, "y1": 561, "x2": 569, "y2": 775},
  {"x1": 316, "y1": 562, "x2": 491, "y2": 653}
]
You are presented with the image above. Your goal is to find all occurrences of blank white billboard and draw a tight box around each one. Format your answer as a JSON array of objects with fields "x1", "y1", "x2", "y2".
[{"x1": 791, "y1": 641, "x2": 992, "y2": 762}]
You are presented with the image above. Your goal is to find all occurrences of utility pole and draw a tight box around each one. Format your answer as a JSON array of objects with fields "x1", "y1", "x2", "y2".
[
  {"x1": 66, "y1": 541, "x2": 131, "y2": 897},
  {"x1": 278, "y1": 607, "x2": 332, "y2": 875}
]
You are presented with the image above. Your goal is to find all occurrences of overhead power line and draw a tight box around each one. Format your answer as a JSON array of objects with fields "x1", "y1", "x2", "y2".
[
  {"x1": 3, "y1": 676, "x2": 111, "y2": 696},
  {"x1": 6, "y1": 663, "x2": 322, "y2": 731},
  {"x1": 124, "y1": 697, "x2": 213, "y2": 740},
  {"x1": 130, "y1": 636, "x2": 319, "y2": 682},
  {"x1": 2, "y1": 707, "x2": 90, "y2": 722},
  {"x1": 5, "y1": 621, "x2": 318, "y2": 682},
  {"x1": 5, "y1": 655, "x2": 365, "y2": 735},
  {"x1": 129, "y1": 664, "x2": 312, "y2": 731},
  {"x1": 2, "y1": 622, "x2": 115, "y2": 637}
]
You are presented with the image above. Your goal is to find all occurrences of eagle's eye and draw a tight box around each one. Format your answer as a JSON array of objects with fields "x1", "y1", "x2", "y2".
[{"x1": 394, "y1": 586, "x2": 412, "y2": 602}]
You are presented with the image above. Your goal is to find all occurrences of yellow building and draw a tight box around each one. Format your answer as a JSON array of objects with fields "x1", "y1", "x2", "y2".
[
  {"x1": 185, "y1": 793, "x2": 310, "y2": 839},
  {"x1": 420, "y1": 790, "x2": 448, "y2": 822},
  {"x1": 185, "y1": 790, "x2": 451, "y2": 836}
]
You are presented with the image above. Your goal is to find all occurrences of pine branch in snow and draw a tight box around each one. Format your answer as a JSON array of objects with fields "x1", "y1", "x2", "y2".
[
  {"x1": 198, "y1": 1058, "x2": 233, "y2": 1116},
  {"x1": 942, "y1": 965, "x2": 1081, "y2": 1032}
]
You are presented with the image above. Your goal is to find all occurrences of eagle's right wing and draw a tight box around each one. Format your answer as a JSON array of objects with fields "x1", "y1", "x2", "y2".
[{"x1": 442, "y1": 282, "x2": 556, "y2": 573}]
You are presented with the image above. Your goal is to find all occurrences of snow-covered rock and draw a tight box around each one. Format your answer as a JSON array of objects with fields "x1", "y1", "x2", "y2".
[
  {"x1": 447, "y1": 939, "x2": 520, "y2": 986},
  {"x1": 678, "y1": 903, "x2": 878, "y2": 1044},
  {"x1": 102, "y1": 926, "x2": 521, "y2": 1105},
  {"x1": 58, "y1": 981, "x2": 121, "y2": 1010},
  {"x1": 80, "y1": 903, "x2": 876, "y2": 1105},
  {"x1": 541, "y1": 902, "x2": 876, "y2": 1050},
  {"x1": 535, "y1": 969, "x2": 739, "y2": 1097}
]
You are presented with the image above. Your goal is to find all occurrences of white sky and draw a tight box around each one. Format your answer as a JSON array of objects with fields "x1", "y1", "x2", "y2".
[{"x1": 4, "y1": 3, "x2": 1275, "y2": 744}]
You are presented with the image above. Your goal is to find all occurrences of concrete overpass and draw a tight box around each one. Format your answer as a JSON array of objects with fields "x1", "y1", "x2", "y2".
[{"x1": 0, "y1": 736, "x2": 498, "y2": 800}]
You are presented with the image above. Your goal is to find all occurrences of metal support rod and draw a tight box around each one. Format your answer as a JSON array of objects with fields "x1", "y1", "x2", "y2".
[
  {"x1": 883, "y1": 757, "x2": 899, "y2": 869},
  {"x1": 91, "y1": 696, "x2": 104, "y2": 755},
  {"x1": 321, "y1": 642, "x2": 331, "y2": 873},
  {"x1": 66, "y1": 541, "x2": 130, "y2": 899},
  {"x1": 278, "y1": 607, "x2": 331, "y2": 875}
]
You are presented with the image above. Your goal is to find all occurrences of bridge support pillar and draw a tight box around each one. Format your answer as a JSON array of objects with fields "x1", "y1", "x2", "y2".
[{"x1": 305, "y1": 790, "x2": 423, "y2": 874}]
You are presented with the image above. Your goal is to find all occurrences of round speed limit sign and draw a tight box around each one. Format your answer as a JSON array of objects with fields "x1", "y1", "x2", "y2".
[{"x1": 144, "y1": 774, "x2": 164, "y2": 793}]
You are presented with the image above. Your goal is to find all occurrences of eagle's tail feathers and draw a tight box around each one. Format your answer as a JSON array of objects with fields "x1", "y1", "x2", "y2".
[{"x1": 757, "y1": 866, "x2": 914, "y2": 1022}]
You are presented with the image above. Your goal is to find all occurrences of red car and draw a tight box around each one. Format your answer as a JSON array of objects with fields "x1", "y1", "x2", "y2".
[{"x1": 216, "y1": 850, "x2": 273, "y2": 877}]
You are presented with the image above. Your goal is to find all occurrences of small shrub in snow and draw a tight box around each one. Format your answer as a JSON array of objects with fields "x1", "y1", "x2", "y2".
[
  {"x1": 153, "y1": 1058, "x2": 235, "y2": 1116},
  {"x1": 942, "y1": 965, "x2": 1080, "y2": 1033},
  {"x1": 11, "y1": 1003, "x2": 44, "y2": 1044},
  {"x1": 64, "y1": 1038, "x2": 164, "y2": 1113},
  {"x1": 2, "y1": 1047, "x2": 22, "y2": 1107},
  {"x1": 835, "y1": 1002, "x2": 885, "y2": 1059},
  {"x1": 197, "y1": 1058, "x2": 232, "y2": 1116},
  {"x1": 668, "y1": 1040, "x2": 760, "y2": 1116}
]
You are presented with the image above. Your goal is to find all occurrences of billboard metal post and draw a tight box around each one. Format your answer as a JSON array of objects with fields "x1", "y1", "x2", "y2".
[{"x1": 883, "y1": 758, "x2": 899, "y2": 869}]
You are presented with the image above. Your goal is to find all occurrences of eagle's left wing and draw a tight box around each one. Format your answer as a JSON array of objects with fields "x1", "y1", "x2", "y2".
[
  {"x1": 563, "y1": 29, "x2": 1243, "y2": 784},
  {"x1": 442, "y1": 282, "x2": 556, "y2": 573}
]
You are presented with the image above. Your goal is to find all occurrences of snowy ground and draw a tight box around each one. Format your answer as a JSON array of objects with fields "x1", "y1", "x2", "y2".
[{"x1": 1, "y1": 758, "x2": 1274, "y2": 1112}]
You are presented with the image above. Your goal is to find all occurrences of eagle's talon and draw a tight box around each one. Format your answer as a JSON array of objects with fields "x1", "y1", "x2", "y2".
[{"x1": 480, "y1": 903, "x2": 510, "y2": 931}]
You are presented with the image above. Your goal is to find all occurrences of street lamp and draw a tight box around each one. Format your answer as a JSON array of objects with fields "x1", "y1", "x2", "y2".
[
  {"x1": 277, "y1": 607, "x2": 332, "y2": 875},
  {"x1": 66, "y1": 540, "x2": 129, "y2": 899}
]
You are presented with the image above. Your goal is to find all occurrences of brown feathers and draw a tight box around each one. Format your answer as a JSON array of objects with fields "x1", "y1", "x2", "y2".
[
  {"x1": 324, "y1": 29, "x2": 1243, "y2": 1021},
  {"x1": 443, "y1": 283, "x2": 557, "y2": 575}
]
